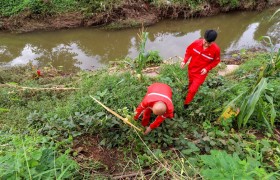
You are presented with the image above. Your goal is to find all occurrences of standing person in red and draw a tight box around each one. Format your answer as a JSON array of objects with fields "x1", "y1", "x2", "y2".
[
  {"x1": 134, "y1": 83, "x2": 174, "y2": 135},
  {"x1": 181, "y1": 30, "x2": 221, "y2": 109}
]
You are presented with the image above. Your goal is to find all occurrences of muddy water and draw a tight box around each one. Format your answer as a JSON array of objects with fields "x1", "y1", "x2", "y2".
[{"x1": 0, "y1": 7, "x2": 279, "y2": 71}]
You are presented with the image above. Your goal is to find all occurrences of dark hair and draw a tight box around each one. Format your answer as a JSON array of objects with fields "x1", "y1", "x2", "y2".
[{"x1": 204, "y1": 30, "x2": 217, "y2": 43}]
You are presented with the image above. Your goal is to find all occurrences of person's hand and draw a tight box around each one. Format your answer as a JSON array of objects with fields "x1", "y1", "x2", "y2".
[
  {"x1": 201, "y1": 68, "x2": 207, "y2": 75},
  {"x1": 144, "y1": 126, "x2": 152, "y2": 135},
  {"x1": 180, "y1": 62, "x2": 186, "y2": 69}
]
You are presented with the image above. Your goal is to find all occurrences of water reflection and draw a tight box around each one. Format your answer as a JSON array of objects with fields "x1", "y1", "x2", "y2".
[
  {"x1": 0, "y1": 7, "x2": 279, "y2": 70},
  {"x1": 226, "y1": 23, "x2": 261, "y2": 53},
  {"x1": 141, "y1": 30, "x2": 201, "y2": 59},
  {"x1": 5, "y1": 44, "x2": 41, "y2": 66},
  {"x1": 49, "y1": 43, "x2": 102, "y2": 70}
]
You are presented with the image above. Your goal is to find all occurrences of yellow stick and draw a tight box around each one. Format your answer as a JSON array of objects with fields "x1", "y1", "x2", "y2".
[{"x1": 90, "y1": 95, "x2": 142, "y2": 132}]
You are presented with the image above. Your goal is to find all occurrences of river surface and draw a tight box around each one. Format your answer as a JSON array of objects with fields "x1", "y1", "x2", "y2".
[{"x1": 0, "y1": 7, "x2": 279, "y2": 71}]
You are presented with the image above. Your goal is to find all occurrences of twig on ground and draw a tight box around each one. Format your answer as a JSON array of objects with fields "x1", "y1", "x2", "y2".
[
  {"x1": 0, "y1": 83, "x2": 79, "y2": 91},
  {"x1": 112, "y1": 170, "x2": 152, "y2": 179}
]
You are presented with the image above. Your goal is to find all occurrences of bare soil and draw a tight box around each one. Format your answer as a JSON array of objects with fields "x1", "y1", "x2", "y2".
[
  {"x1": 0, "y1": 0, "x2": 280, "y2": 33},
  {"x1": 73, "y1": 135, "x2": 126, "y2": 177}
]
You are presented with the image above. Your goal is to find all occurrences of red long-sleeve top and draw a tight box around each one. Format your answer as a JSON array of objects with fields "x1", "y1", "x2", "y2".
[
  {"x1": 134, "y1": 83, "x2": 174, "y2": 129},
  {"x1": 183, "y1": 39, "x2": 220, "y2": 74}
]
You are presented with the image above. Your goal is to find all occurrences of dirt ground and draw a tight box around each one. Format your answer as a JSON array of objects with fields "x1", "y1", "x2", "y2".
[
  {"x1": 1, "y1": 0, "x2": 280, "y2": 33},
  {"x1": 73, "y1": 135, "x2": 125, "y2": 177},
  {"x1": 72, "y1": 135, "x2": 153, "y2": 179}
]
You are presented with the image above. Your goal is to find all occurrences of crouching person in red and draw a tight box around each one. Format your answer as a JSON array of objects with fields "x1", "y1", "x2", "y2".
[{"x1": 134, "y1": 83, "x2": 174, "y2": 135}]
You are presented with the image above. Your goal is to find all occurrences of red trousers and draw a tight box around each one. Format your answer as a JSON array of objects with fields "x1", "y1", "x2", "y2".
[{"x1": 184, "y1": 72, "x2": 206, "y2": 105}]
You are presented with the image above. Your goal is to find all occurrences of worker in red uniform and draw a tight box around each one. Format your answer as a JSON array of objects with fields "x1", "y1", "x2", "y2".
[
  {"x1": 134, "y1": 83, "x2": 174, "y2": 135},
  {"x1": 181, "y1": 30, "x2": 220, "y2": 109}
]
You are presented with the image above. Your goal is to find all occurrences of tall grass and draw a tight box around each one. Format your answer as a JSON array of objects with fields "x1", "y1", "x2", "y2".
[
  {"x1": 135, "y1": 27, "x2": 149, "y2": 75},
  {"x1": 220, "y1": 36, "x2": 280, "y2": 133}
]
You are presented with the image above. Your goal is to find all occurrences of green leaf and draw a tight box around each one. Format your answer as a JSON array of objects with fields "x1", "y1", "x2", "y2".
[
  {"x1": 0, "y1": 108, "x2": 9, "y2": 113},
  {"x1": 218, "y1": 91, "x2": 245, "y2": 125},
  {"x1": 29, "y1": 160, "x2": 39, "y2": 168},
  {"x1": 99, "y1": 139, "x2": 106, "y2": 146},
  {"x1": 95, "y1": 112, "x2": 105, "y2": 117},
  {"x1": 260, "y1": 111, "x2": 273, "y2": 134},
  {"x1": 265, "y1": 94, "x2": 276, "y2": 127},
  {"x1": 32, "y1": 150, "x2": 43, "y2": 161},
  {"x1": 269, "y1": 8, "x2": 280, "y2": 21},
  {"x1": 237, "y1": 78, "x2": 268, "y2": 128}
]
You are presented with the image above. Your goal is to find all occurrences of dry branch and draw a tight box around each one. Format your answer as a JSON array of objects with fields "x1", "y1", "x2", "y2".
[
  {"x1": 112, "y1": 170, "x2": 152, "y2": 179},
  {"x1": 0, "y1": 83, "x2": 79, "y2": 91}
]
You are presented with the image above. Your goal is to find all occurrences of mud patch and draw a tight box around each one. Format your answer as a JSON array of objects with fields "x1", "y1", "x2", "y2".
[
  {"x1": 218, "y1": 65, "x2": 239, "y2": 76},
  {"x1": 1, "y1": 0, "x2": 158, "y2": 33},
  {"x1": 1, "y1": 12, "x2": 84, "y2": 33},
  {"x1": 84, "y1": 0, "x2": 158, "y2": 28},
  {"x1": 221, "y1": 47, "x2": 268, "y2": 65},
  {"x1": 73, "y1": 135, "x2": 125, "y2": 176}
]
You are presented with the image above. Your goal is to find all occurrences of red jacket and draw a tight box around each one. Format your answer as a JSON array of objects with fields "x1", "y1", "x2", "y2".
[
  {"x1": 134, "y1": 83, "x2": 174, "y2": 129},
  {"x1": 183, "y1": 39, "x2": 220, "y2": 74}
]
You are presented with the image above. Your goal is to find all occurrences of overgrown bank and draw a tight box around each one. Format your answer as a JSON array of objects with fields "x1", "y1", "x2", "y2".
[
  {"x1": 0, "y1": 0, "x2": 280, "y2": 32},
  {"x1": 0, "y1": 49, "x2": 279, "y2": 178},
  {"x1": 1, "y1": 4, "x2": 280, "y2": 178}
]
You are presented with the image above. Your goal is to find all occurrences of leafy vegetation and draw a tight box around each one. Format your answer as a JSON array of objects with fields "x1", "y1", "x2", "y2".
[
  {"x1": 1, "y1": 47, "x2": 279, "y2": 178},
  {"x1": 218, "y1": 0, "x2": 239, "y2": 7},
  {"x1": 131, "y1": 28, "x2": 163, "y2": 75},
  {"x1": 200, "y1": 150, "x2": 274, "y2": 179},
  {"x1": 0, "y1": 133, "x2": 78, "y2": 179},
  {"x1": 0, "y1": 20, "x2": 279, "y2": 178},
  {"x1": 220, "y1": 37, "x2": 280, "y2": 133},
  {"x1": 0, "y1": 0, "x2": 261, "y2": 17},
  {"x1": 0, "y1": 0, "x2": 121, "y2": 16}
]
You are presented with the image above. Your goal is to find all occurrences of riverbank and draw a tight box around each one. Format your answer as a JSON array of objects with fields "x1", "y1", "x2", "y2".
[
  {"x1": 1, "y1": 0, "x2": 280, "y2": 33},
  {"x1": 1, "y1": 50, "x2": 279, "y2": 178}
]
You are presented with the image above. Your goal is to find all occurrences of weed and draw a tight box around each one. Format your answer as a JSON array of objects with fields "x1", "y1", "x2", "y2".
[
  {"x1": 1, "y1": 48, "x2": 279, "y2": 179},
  {"x1": 0, "y1": 133, "x2": 78, "y2": 179},
  {"x1": 220, "y1": 37, "x2": 280, "y2": 133},
  {"x1": 199, "y1": 150, "x2": 275, "y2": 179}
]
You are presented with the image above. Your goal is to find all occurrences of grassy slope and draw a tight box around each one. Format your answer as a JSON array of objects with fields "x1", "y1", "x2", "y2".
[
  {"x1": 0, "y1": 51, "x2": 279, "y2": 178},
  {"x1": 0, "y1": 0, "x2": 264, "y2": 17}
]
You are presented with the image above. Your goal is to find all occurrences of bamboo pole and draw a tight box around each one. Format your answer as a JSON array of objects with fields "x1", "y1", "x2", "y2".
[
  {"x1": 0, "y1": 83, "x2": 79, "y2": 91},
  {"x1": 89, "y1": 95, "x2": 143, "y2": 132}
]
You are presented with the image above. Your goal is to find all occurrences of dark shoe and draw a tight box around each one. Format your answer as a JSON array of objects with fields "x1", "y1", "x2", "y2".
[{"x1": 184, "y1": 104, "x2": 189, "y2": 109}]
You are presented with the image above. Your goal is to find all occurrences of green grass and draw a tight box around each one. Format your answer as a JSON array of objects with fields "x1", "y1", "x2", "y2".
[
  {"x1": 0, "y1": 0, "x2": 120, "y2": 16},
  {"x1": 0, "y1": 52, "x2": 279, "y2": 135},
  {"x1": 0, "y1": 133, "x2": 78, "y2": 179},
  {"x1": 0, "y1": 51, "x2": 279, "y2": 178},
  {"x1": 0, "y1": 0, "x2": 255, "y2": 17}
]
